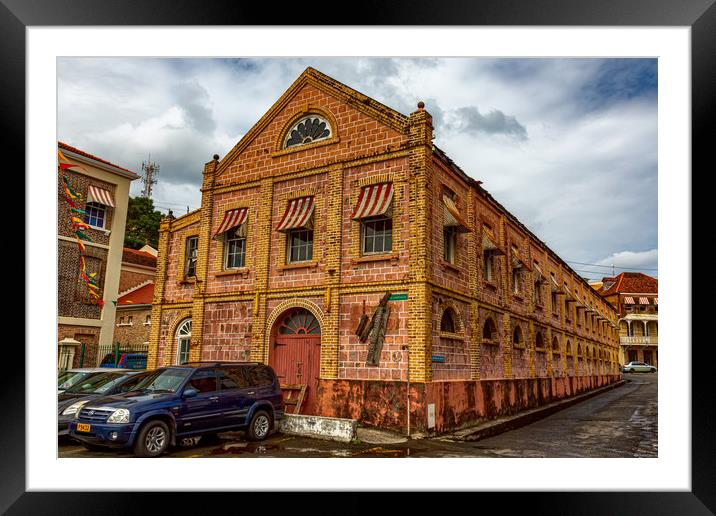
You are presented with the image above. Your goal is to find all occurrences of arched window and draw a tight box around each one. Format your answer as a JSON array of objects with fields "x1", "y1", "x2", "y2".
[
  {"x1": 176, "y1": 318, "x2": 192, "y2": 365},
  {"x1": 482, "y1": 318, "x2": 497, "y2": 341},
  {"x1": 512, "y1": 325, "x2": 523, "y2": 346},
  {"x1": 284, "y1": 115, "x2": 332, "y2": 148},
  {"x1": 535, "y1": 331, "x2": 544, "y2": 350},
  {"x1": 277, "y1": 308, "x2": 321, "y2": 335},
  {"x1": 577, "y1": 343, "x2": 582, "y2": 357},
  {"x1": 566, "y1": 340, "x2": 572, "y2": 356},
  {"x1": 552, "y1": 336, "x2": 560, "y2": 353},
  {"x1": 441, "y1": 308, "x2": 457, "y2": 333}
]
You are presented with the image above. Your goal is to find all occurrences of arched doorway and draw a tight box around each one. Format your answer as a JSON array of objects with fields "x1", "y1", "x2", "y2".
[{"x1": 269, "y1": 307, "x2": 321, "y2": 415}]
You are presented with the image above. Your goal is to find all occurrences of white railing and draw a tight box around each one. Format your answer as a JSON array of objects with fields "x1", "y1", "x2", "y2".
[{"x1": 620, "y1": 336, "x2": 658, "y2": 346}]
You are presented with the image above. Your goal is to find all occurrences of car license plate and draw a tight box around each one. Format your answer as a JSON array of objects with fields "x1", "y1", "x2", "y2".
[{"x1": 77, "y1": 423, "x2": 91, "y2": 433}]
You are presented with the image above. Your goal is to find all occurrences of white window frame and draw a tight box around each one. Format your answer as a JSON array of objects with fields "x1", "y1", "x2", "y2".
[
  {"x1": 286, "y1": 228, "x2": 314, "y2": 264},
  {"x1": 83, "y1": 201, "x2": 107, "y2": 230},
  {"x1": 361, "y1": 216, "x2": 393, "y2": 255},
  {"x1": 176, "y1": 319, "x2": 192, "y2": 365},
  {"x1": 224, "y1": 232, "x2": 247, "y2": 269}
]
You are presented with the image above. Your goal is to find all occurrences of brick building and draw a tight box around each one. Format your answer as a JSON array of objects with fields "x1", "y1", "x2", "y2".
[
  {"x1": 58, "y1": 142, "x2": 139, "y2": 369},
  {"x1": 148, "y1": 68, "x2": 621, "y2": 434},
  {"x1": 113, "y1": 247, "x2": 157, "y2": 352},
  {"x1": 598, "y1": 272, "x2": 658, "y2": 367}
]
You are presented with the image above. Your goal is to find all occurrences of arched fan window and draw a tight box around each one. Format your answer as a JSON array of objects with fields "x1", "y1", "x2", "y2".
[
  {"x1": 277, "y1": 308, "x2": 321, "y2": 335},
  {"x1": 175, "y1": 318, "x2": 192, "y2": 365},
  {"x1": 284, "y1": 115, "x2": 332, "y2": 148}
]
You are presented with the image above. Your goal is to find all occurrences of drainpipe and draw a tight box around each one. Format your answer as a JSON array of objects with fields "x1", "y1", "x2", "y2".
[{"x1": 402, "y1": 345, "x2": 410, "y2": 437}]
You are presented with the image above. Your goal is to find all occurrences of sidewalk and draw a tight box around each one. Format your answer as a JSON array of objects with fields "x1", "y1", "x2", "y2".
[{"x1": 437, "y1": 379, "x2": 627, "y2": 442}]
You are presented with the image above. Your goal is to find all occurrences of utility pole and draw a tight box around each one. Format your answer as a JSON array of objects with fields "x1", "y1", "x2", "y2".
[
  {"x1": 141, "y1": 155, "x2": 159, "y2": 199},
  {"x1": 611, "y1": 263, "x2": 615, "y2": 276}
]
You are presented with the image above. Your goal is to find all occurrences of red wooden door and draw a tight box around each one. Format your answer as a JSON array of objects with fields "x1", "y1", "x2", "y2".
[{"x1": 269, "y1": 309, "x2": 321, "y2": 415}]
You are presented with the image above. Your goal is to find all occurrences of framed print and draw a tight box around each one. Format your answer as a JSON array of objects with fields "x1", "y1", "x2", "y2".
[{"x1": 8, "y1": 0, "x2": 713, "y2": 513}]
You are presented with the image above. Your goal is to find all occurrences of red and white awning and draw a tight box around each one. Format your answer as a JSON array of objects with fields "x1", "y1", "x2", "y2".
[
  {"x1": 639, "y1": 297, "x2": 650, "y2": 305},
  {"x1": 653, "y1": 297, "x2": 658, "y2": 305},
  {"x1": 533, "y1": 261, "x2": 546, "y2": 283},
  {"x1": 87, "y1": 185, "x2": 115, "y2": 207},
  {"x1": 482, "y1": 226, "x2": 505, "y2": 255},
  {"x1": 351, "y1": 183, "x2": 393, "y2": 220},
  {"x1": 276, "y1": 196, "x2": 315, "y2": 232},
  {"x1": 443, "y1": 195, "x2": 471, "y2": 233},
  {"x1": 213, "y1": 208, "x2": 248, "y2": 238},
  {"x1": 623, "y1": 296, "x2": 635, "y2": 304}
]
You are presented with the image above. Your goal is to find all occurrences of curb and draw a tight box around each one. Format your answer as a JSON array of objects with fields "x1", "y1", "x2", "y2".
[
  {"x1": 278, "y1": 413, "x2": 358, "y2": 443},
  {"x1": 441, "y1": 379, "x2": 628, "y2": 442}
]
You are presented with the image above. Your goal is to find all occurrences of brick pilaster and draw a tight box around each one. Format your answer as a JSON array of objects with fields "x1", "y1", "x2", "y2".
[
  {"x1": 147, "y1": 219, "x2": 171, "y2": 370},
  {"x1": 250, "y1": 178, "x2": 274, "y2": 363}
]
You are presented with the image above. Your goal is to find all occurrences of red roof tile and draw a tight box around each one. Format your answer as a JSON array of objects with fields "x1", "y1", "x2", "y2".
[
  {"x1": 58, "y1": 141, "x2": 138, "y2": 176},
  {"x1": 599, "y1": 272, "x2": 658, "y2": 296},
  {"x1": 118, "y1": 282, "x2": 154, "y2": 306},
  {"x1": 122, "y1": 247, "x2": 157, "y2": 268}
]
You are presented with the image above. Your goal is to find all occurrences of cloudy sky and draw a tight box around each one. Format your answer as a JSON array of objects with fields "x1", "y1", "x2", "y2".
[{"x1": 57, "y1": 57, "x2": 657, "y2": 280}]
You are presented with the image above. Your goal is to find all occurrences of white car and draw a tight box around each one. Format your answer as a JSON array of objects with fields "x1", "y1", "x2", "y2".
[
  {"x1": 622, "y1": 361, "x2": 657, "y2": 373},
  {"x1": 58, "y1": 368, "x2": 127, "y2": 393}
]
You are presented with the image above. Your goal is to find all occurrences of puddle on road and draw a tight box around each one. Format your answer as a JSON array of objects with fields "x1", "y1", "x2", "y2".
[{"x1": 209, "y1": 440, "x2": 422, "y2": 458}]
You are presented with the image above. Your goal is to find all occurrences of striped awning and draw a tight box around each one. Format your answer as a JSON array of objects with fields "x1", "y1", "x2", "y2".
[
  {"x1": 482, "y1": 226, "x2": 504, "y2": 255},
  {"x1": 86, "y1": 185, "x2": 115, "y2": 207},
  {"x1": 549, "y1": 275, "x2": 562, "y2": 293},
  {"x1": 533, "y1": 261, "x2": 546, "y2": 284},
  {"x1": 639, "y1": 297, "x2": 650, "y2": 305},
  {"x1": 443, "y1": 195, "x2": 471, "y2": 233},
  {"x1": 653, "y1": 297, "x2": 658, "y2": 305},
  {"x1": 563, "y1": 285, "x2": 576, "y2": 302},
  {"x1": 351, "y1": 183, "x2": 394, "y2": 220},
  {"x1": 623, "y1": 296, "x2": 635, "y2": 304},
  {"x1": 510, "y1": 247, "x2": 531, "y2": 271},
  {"x1": 213, "y1": 208, "x2": 248, "y2": 238},
  {"x1": 276, "y1": 196, "x2": 315, "y2": 232}
]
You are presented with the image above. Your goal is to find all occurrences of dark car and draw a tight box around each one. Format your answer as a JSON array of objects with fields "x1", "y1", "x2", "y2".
[
  {"x1": 69, "y1": 362, "x2": 285, "y2": 457},
  {"x1": 99, "y1": 352, "x2": 147, "y2": 370},
  {"x1": 58, "y1": 370, "x2": 147, "y2": 436}
]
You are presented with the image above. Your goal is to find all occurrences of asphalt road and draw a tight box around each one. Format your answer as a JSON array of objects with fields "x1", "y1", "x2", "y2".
[{"x1": 59, "y1": 373, "x2": 657, "y2": 458}]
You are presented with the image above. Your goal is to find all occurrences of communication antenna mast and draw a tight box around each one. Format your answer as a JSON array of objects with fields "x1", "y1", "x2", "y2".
[{"x1": 141, "y1": 154, "x2": 159, "y2": 199}]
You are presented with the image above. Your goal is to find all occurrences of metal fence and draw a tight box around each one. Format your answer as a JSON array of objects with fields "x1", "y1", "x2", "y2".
[{"x1": 91, "y1": 342, "x2": 149, "y2": 368}]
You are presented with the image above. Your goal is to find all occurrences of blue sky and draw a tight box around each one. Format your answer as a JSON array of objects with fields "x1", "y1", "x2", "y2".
[{"x1": 57, "y1": 57, "x2": 657, "y2": 280}]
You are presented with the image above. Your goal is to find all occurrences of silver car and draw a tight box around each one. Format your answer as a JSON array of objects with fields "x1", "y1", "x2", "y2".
[
  {"x1": 622, "y1": 361, "x2": 657, "y2": 373},
  {"x1": 58, "y1": 368, "x2": 127, "y2": 393}
]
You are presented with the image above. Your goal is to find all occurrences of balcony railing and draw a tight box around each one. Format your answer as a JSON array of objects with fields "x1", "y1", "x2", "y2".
[{"x1": 620, "y1": 336, "x2": 658, "y2": 346}]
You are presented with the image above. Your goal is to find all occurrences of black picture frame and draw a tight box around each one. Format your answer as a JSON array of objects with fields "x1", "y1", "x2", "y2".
[{"x1": 7, "y1": 1, "x2": 711, "y2": 513}]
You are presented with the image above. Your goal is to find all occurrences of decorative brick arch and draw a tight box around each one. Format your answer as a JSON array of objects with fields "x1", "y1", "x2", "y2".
[
  {"x1": 165, "y1": 309, "x2": 193, "y2": 366},
  {"x1": 264, "y1": 298, "x2": 326, "y2": 359}
]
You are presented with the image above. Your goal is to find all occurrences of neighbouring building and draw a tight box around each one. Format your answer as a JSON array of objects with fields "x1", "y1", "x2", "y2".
[
  {"x1": 148, "y1": 68, "x2": 621, "y2": 435},
  {"x1": 58, "y1": 142, "x2": 139, "y2": 369},
  {"x1": 598, "y1": 272, "x2": 658, "y2": 367},
  {"x1": 113, "y1": 247, "x2": 157, "y2": 354}
]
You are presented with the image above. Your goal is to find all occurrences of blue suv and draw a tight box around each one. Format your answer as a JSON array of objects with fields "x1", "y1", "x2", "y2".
[{"x1": 69, "y1": 362, "x2": 285, "y2": 457}]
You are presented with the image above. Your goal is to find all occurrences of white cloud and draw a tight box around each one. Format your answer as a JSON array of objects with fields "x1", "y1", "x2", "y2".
[{"x1": 58, "y1": 57, "x2": 657, "y2": 273}]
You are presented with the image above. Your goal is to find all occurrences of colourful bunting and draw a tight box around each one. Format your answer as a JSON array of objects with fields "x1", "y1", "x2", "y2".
[{"x1": 61, "y1": 171, "x2": 103, "y2": 309}]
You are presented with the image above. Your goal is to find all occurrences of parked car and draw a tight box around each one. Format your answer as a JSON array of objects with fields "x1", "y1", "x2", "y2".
[
  {"x1": 69, "y1": 362, "x2": 285, "y2": 457},
  {"x1": 58, "y1": 368, "x2": 126, "y2": 393},
  {"x1": 58, "y1": 370, "x2": 147, "y2": 436},
  {"x1": 99, "y1": 352, "x2": 147, "y2": 369},
  {"x1": 622, "y1": 361, "x2": 657, "y2": 373}
]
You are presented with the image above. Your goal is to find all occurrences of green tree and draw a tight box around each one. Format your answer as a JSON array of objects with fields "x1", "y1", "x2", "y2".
[{"x1": 124, "y1": 196, "x2": 162, "y2": 249}]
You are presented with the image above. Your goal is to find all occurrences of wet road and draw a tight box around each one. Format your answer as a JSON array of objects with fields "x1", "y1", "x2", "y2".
[{"x1": 58, "y1": 373, "x2": 656, "y2": 458}]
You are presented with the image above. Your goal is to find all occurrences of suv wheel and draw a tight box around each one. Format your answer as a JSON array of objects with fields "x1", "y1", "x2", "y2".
[
  {"x1": 134, "y1": 420, "x2": 170, "y2": 457},
  {"x1": 247, "y1": 410, "x2": 272, "y2": 441}
]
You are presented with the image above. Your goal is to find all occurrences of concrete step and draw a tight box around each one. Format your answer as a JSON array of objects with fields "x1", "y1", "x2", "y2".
[{"x1": 278, "y1": 413, "x2": 357, "y2": 443}]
